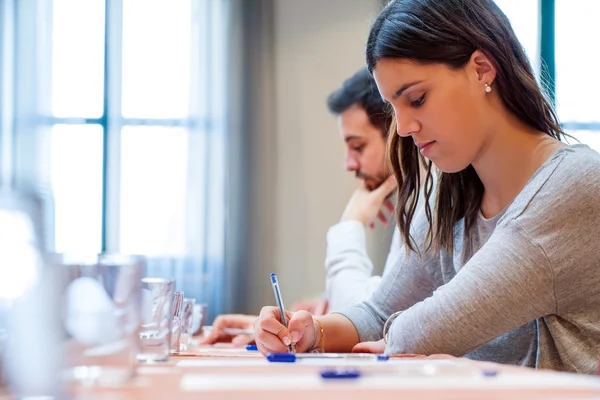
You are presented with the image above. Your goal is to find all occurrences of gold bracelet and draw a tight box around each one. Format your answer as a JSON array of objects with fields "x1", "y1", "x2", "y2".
[
  {"x1": 382, "y1": 311, "x2": 402, "y2": 344},
  {"x1": 311, "y1": 318, "x2": 325, "y2": 353},
  {"x1": 307, "y1": 320, "x2": 319, "y2": 351}
]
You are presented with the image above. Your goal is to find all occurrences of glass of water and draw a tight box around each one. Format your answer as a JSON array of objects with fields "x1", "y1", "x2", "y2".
[
  {"x1": 138, "y1": 278, "x2": 174, "y2": 363},
  {"x1": 58, "y1": 253, "x2": 142, "y2": 386},
  {"x1": 179, "y1": 298, "x2": 196, "y2": 351},
  {"x1": 190, "y1": 302, "x2": 208, "y2": 336}
]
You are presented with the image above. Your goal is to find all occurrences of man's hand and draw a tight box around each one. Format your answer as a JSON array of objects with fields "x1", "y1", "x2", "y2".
[
  {"x1": 200, "y1": 314, "x2": 257, "y2": 346},
  {"x1": 341, "y1": 175, "x2": 397, "y2": 227}
]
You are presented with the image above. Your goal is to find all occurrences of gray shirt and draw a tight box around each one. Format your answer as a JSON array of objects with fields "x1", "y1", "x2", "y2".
[{"x1": 339, "y1": 144, "x2": 600, "y2": 374}]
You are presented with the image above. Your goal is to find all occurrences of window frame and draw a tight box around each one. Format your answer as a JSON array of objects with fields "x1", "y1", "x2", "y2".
[
  {"x1": 45, "y1": 0, "x2": 205, "y2": 252},
  {"x1": 540, "y1": 0, "x2": 600, "y2": 133}
]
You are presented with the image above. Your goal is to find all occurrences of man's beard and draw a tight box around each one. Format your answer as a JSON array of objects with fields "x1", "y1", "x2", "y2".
[{"x1": 356, "y1": 171, "x2": 389, "y2": 191}]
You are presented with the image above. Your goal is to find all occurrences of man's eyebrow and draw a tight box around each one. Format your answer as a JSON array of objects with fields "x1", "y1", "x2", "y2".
[
  {"x1": 391, "y1": 80, "x2": 424, "y2": 100},
  {"x1": 344, "y1": 135, "x2": 362, "y2": 143}
]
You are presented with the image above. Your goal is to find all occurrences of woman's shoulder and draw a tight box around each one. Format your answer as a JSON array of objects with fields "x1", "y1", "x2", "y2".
[
  {"x1": 534, "y1": 144, "x2": 600, "y2": 195},
  {"x1": 503, "y1": 144, "x2": 600, "y2": 224}
]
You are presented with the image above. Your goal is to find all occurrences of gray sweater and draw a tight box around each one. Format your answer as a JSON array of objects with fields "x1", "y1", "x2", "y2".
[{"x1": 339, "y1": 144, "x2": 600, "y2": 374}]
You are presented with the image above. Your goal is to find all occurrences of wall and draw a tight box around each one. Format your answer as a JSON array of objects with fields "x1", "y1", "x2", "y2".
[{"x1": 244, "y1": 0, "x2": 392, "y2": 313}]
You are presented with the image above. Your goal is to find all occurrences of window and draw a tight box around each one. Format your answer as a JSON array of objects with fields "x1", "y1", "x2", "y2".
[
  {"x1": 119, "y1": 127, "x2": 189, "y2": 255},
  {"x1": 495, "y1": 1, "x2": 600, "y2": 152},
  {"x1": 44, "y1": 0, "x2": 213, "y2": 256},
  {"x1": 5, "y1": 0, "x2": 233, "y2": 316},
  {"x1": 50, "y1": 125, "x2": 103, "y2": 253},
  {"x1": 493, "y1": 0, "x2": 540, "y2": 76},
  {"x1": 50, "y1": 0, "x2": 105, "y2": 253},
  {"x1": 118, "y1": 0, "x2": 194, "y2": 256},
  {"x1": 555, "y1": 0, "x2": 600, "y2": 151}
]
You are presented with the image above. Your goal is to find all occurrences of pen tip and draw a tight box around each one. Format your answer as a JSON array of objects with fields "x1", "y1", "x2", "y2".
[{"x1": 270, "y1": 273, "x2": 277, "y2": 283}]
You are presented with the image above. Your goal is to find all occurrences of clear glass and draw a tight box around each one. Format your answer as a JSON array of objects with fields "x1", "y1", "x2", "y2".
[
  {"x1": 57, "y1": 253, "x2": 142, "y2": 387},
  {"x1": 51, "y1": 0, "x2": 105, "y2": 118},
  {"x1": 138, "y1": 278, "x2": 174, "y2": 363},
  {"x1": 121, "y1": 0, "x2": 192, "y2": 118},
  {"x1": 119, "y1": 126, "x2": 189, "y2": 256},
  {"x1": 555, "y1": 1, "x2": 600, "y2": 123},
  {"x1": 50, "y1": 124, "x2": 103, "y2": 253},
  {"x1": 493, "y1": 0, "x2": 540, "y2": 75},
  {"x1": 170, "y1": 291, "x2": 184, "y2": 354},
  {"x1": 190, "y1": 303, "x2": 207, "y2": 336},
  {"x1": 179, "y1": 298, "x2": 196, "y2": 351}
]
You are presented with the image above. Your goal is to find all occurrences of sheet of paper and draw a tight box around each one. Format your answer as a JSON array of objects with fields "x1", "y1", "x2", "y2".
[
  {"x1": 181, "y1": 370, "x2": 600, "y2": 392},
  {"x1": 177, "y1": 357, "x2": 457, "y2": 368},
  {"x1": 177, "y1": 347, "x2": 262, "y2": 358}
]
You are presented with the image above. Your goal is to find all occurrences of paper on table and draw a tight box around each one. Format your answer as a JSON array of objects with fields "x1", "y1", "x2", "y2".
[
  {"x1": 201, "y1": 326, "x2": 254, "y2": 336},
  {"x1": 177, "y1": 346, "x2": 263, "y2": 358},
  {"x1": 181, "y1": 370, "x2": 600, "y2": 392},
  {"x1": 177, "y1": 357, "x2": 458, "y2": 368}
]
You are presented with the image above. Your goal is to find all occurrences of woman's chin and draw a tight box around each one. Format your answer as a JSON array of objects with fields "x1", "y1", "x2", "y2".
[{"x1": 433, "y1": 159, "x2": 470, "y2": 174}]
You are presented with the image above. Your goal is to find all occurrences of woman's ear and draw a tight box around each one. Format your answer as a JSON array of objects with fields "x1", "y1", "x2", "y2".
[{"x1": 469, "y1": 49, "x2": 497, "y2": 87}]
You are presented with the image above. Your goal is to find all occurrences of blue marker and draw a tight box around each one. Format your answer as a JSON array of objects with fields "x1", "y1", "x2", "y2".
[
  {"x1": 482, "y1": 369, "x2": 498, "y2": 377},
  {"x1": 321, "y1": 370, "x2": 362, "y2": 380},
  {"x1": 266, "y1": 353, "x2": 389, "y2": 363},
  {"x1": 270, "y1": 273, "x2": 294, "y2": 353},
  {"x1": 246, "y1": 344, "x2": 258, "y2": 351}
]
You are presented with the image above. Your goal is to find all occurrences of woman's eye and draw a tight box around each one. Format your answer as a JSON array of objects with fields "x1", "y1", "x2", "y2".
[{"x1": 411, "y1": 94, "x2": 426, "y2": 108}]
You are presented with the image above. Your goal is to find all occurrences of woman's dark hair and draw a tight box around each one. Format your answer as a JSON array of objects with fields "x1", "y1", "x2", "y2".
[
  {"x1": 327, "y1": 67, "x2": 393, "y2": 137},
  {"x1": 367, "y1": 0, "x2": 564, "y2": 252}
]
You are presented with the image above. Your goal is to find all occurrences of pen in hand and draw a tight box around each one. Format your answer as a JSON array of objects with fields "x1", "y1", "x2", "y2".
[{"x1": 270, "y1": 273, "x2": 295, "y2": 353}]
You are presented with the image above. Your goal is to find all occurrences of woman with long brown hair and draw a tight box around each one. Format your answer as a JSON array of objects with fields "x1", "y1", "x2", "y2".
[{"x1": 253, "y1": 0, "x2": 600, "y2": 373}]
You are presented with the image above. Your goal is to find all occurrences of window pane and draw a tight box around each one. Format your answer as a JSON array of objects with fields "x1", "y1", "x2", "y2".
[
  {"x1": 568, "y1": 131, "x2": 600, "y2": 154},
  {"x1": 50, "y1": 124, "x2": 103, "y2": 253},
  {"x1": 120, "y1": 127, "x2": 189, "y2": 255},
  {"x1": 52, "y1": 0, "x2": 105, "y2": 118},
  {"x1": 555, "y1": 1, "x2": 600, "y2": 123},
  {"x1": 493, "y1": 0, "x2": 540, "y2": 75},
  {"x1": 121, "y1": 0, "x2": 192, "y2": 118}
]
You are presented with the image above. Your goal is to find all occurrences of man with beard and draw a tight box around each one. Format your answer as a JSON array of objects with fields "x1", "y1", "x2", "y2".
[{"x1": 202, "y1": 68, "x2": 400, "y2": 345}]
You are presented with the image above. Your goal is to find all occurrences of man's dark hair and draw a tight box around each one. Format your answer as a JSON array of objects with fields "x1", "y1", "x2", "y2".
[{"x1": 326, "y1": 67, "x2": 392, "y2": 137}]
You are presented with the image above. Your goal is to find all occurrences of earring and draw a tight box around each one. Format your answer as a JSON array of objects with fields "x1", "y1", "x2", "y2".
[{"x1": 484, "y1": 83, "x2": 492, "y2": 93}]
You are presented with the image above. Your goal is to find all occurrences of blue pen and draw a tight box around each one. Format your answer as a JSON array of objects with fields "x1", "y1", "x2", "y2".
[
  {"x1": 320, "y1": 370, "x2": 362, "y2": 380},
  {"x1": 266, "y1": 353, "x2": 389, "y2": 363},
  {"x1": 246, "y1": 344, "x2": 258, "y2": 351},
  {"x1": 270, "y1": 273, "x2": 295, "y2": 353}
]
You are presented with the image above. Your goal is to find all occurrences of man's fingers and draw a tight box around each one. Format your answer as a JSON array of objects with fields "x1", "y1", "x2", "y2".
[
  {"x1": 200, "y1": 316, "x2": 229, "y2": 344},
  {"x1": 232, "y1": 334, "x2": 255, "y2": 346},
  {"x1": 201, "y1": 314, "x2": 256, "y2": 344},
  {"x1": 375, "y1": 175, "x2": 398, "y2": 199},
  {"x1": 377, "y1": 210, "x2": 388, "y2": 225},
  {"x1": 384, "y1": 199, "x2": 395, "y2": 214}
]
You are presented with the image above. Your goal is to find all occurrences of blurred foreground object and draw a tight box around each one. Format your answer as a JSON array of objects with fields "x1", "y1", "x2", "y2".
[{"x1": 0, "y1": 187, "x2": 62, "y2": 397}]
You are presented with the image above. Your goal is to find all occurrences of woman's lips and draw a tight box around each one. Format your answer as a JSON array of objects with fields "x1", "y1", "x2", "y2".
[{"x1": 416, "y1": 141, "x2": 435, "y2": 154}]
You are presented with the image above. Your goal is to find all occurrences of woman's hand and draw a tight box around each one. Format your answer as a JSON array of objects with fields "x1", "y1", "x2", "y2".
[
  {"x1": 253, "y1": 307, "x2": 317, "y2": 355},
  {"x1": 351, "y1": 339, "x2": 386, "y2": 354}
]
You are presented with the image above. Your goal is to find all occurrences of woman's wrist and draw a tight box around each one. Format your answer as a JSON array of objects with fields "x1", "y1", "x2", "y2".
[
  {"x1": 382, "y1": 311, "x2": 402, "y2": 344},
  {"x1": 308, "y1": 318, "x2": 325, "y2": 353}
]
